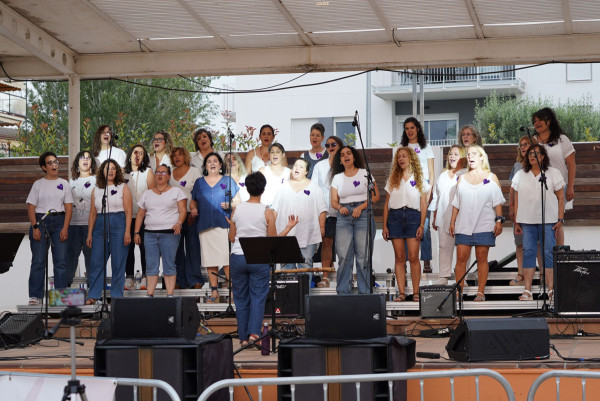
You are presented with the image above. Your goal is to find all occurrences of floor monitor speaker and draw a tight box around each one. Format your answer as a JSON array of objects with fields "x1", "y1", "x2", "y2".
[
  {"x1": 446, "y1": 318, "x2": 549, "y2": 362},
  {"x1": 0, "y1": 313, "x2": 43, "y2": 346},
  {"x1": 554, "y1": 251, "x2": 600, "y2": 315},
  {"x1": 110, "y1": 297, "x2": 199, "y2": 340},
  {"x1": 305, "y1": 294, "x2": 386, "y2": 340},
  {"x1": 264, "y1": 274, "x2": 309, "y2": 317}
]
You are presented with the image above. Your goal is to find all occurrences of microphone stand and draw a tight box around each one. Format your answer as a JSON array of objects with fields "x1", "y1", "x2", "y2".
[
  {"x1": 514, "y1": 128, "x2": 557, "y2": 318},
  {"x1": 436, "y1": 260, "x2": 477, "y2": 323},
  {"x1": 353, "y1": 111, "x2": 375, "y2": 293}
]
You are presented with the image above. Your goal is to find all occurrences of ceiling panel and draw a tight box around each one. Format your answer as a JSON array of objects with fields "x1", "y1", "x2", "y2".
[
  {"x1": 282, "y1": 0, "x2": 381, "y2": 33},
  {"x1": 379, "y1": 0, "x2": 474, "y2": 28},
  {"x1": 474, "y1": 0, "x2": 564, "y2": 25}
]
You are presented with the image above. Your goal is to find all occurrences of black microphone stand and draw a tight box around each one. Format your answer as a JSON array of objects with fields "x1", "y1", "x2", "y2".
[
  {"x1": 436, "y1": 260, "x2": 477, "y2": 323},
  {"x1": 220, "y1": 126, "x2": 235, "y2": 317},
  {"x1": 352, "y1": 111, "x2": 376, "y2": 293},
  {"x1": 514, "y1": 128, "x2": 557, "y2": 318}
]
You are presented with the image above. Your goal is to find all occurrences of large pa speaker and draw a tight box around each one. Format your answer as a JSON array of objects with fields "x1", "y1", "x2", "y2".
[
  {"x1": 264, "y1": 274, "x2": 309, "y2": 317},
  {"x1": 446, "y1": 318, "x2": 549, "y2": 362},
  {"x1": 95, "y1": 334, "x2": 233, "y2": 401},
  {"x1": 305, "y1": 294, "x2": 386, "y2": 340},
  {"x1": 554, "y1": 251, "x2": 600, "y2": 315},
  {"x1": 110, "y1": 297, "x2": 199, "y2": 340},
  {"x1": 419, "y1": 285, "x2": 456, "y2": 318},
  {"x1": 0, "y1": 313, "x2": 43, "y2": 346}
]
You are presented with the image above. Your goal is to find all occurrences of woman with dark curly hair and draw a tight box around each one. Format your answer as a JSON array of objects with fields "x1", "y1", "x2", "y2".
[
  {"x1": 383, "y1": 147, "x2": 430, "y2": 302},
  {"x1": 123, "y1": 144, "x2": 156, "y2": 289},
  {"x1": 401, "y1": 117, "x2": 435, "y2": 273},
  {"x1": 86, "y1": 159, "x2": 132, "y2": 304},
  {"x1": 513, "y1": 144, "x2": 564, "y2": 302},
  {"x1": 66, "y1": 150, "x2": 97, "y2": 287},
  {"x1": 330, "y1": 146, "x2": 380, "y2": 294},
  {"x1": 91, "y1": 125, "x2": 126, "y2": 167},
  {"x1": 532, "y1": 107, "x2": 576, "y2": 246}
]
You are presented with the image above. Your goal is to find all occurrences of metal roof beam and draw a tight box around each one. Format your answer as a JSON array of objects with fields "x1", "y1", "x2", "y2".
[
  {"x1": 562, "y1": 0, "x2": 573, "y2": 34},
  {"x1": 464, "y1": 0, "x2": 484, "y2": 39},
  {"x1": 271, "y1": 0, "x2": 314, "y2": 46},
  {"x1": 2, "y1": 34, "x2": 600, "y2": 80},
  {"x1": 176, "y1": 0, "x2": 231, "y2": 49},
  {"x1": 0, "y1": 2, "x2": 75, "y2": 75}
]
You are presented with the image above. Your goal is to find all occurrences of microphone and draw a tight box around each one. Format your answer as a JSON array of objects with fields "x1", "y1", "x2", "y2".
[
  {"x1": 352, "y1": 110, "x2": 358, "y2": 127},
  {"x1": 33, "y1": 210, "x2": 51, "y2": 229},
  {"x1": 519, "y1": 126, "x2": 534, "y2": 132},
  {"x1": 416, "y1": 352, "x2": 441, "y2": 359}
]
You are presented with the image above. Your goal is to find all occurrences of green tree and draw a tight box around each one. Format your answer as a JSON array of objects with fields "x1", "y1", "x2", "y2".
[
  {"x1": 16, "y1": 77, "x2": 217, "y2": 155},
  {"x1": 474, "y1": 92, "x2": 600, "y2": 143}
]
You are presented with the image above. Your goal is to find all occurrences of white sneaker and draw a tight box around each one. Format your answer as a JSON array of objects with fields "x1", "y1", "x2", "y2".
[
  {"x1": 28, "y1": 297, "x2": 40, "y2": 305},
  {"x1": 124, "y1": 278, "x2": 134, "y2": 290}
]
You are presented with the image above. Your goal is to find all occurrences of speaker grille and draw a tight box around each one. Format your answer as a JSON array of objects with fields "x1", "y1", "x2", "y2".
[{"x1": 0, "y1": 314, "x2": 39, "y2": 335}]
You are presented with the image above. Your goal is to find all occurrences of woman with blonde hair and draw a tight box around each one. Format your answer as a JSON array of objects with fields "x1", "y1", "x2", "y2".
[
  {"x1": 224, "y1": 152, "x2": 249, "y2": 203},
  {"x1": 383, "y1": 147, "x2": 429, "y2": 302},
  {"x1": 149, "y1": 130, "x2": 174, "y2": 170},
  {"x1": 450, "y1": 145, "x2": 505, "y2": 302},
  {"x1": 430, "y1": 145, "x2": 468, "y2": 284}
]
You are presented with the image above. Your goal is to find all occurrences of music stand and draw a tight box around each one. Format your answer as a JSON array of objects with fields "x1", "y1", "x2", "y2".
[{"x1": 239, "y1": 236, "x2": 303, "y2": 354}]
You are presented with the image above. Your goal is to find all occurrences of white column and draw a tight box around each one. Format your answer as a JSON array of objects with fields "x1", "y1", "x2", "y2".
[{"x1": 68, "y1": 75, "x2": 80, "y2": 178}]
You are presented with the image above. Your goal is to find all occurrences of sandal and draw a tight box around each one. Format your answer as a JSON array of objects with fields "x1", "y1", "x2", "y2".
[
  {"x1": 548, "y1": 289, "x2": 554, "y2": 301},
  {"x1": 509, "y1": 274, "x2": 524, "y2": 286},
  {"x1": 474, "y1": 292, "x2": 486, "y2": 302},
  {"x1": 412, "y1": 293, "x2": 420, "y2": 302},
  {"x1": 247, "y1": 334, "x2": 263, "y2": 351},
  {"x1": 519, "y1": 290, "x2": 533, "y2": 301},
  {"x1": 317, "y1": 277, "x2": 330, "y2": 288},
  {"x1": 85, "y1": 298, "x2": 98, "y2": 305},
  {"x1": 393, "y1": 293, "x2": 406, "y2": 302},
  {"x1": 205, "y1": 296, "x2": 217, "y2": 304},
  {"x1": 423, "y1": 261, "x2": 432, "y2": 274}
]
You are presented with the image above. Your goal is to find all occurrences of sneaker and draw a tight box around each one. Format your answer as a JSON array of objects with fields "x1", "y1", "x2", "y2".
[
  {"x1": 28, "y1": 297, "x2": 40, "y2": 305},
  {"x1": 124, "y1": 278, "x2": 134, "y2": 290},
  {"x1": 140, "y1": 278, "x2": 147, "y2": 290}
]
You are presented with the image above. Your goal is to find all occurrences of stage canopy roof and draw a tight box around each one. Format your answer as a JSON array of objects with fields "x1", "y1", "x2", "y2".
[{"x1": 1, "y1": 0, "x2": 600, "y2": 80}]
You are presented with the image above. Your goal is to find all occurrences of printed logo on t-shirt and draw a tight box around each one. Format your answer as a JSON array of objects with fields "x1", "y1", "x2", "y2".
[{"x1": 57, "y1": 184, "x2": 63, "y2": 190}]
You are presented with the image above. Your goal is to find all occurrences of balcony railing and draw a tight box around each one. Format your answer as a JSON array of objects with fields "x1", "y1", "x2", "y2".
[
  {"x1": 396, "y1": 66, "x2": 516, "y2": 87},
  {"x1": 0, "y1": 92, "x2": 26, "y2": 117}
]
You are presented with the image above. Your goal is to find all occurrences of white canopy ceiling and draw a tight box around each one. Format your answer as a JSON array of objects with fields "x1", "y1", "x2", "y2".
[{"x1": 1, "y1": 0, "x2": 600, "y2": 79}]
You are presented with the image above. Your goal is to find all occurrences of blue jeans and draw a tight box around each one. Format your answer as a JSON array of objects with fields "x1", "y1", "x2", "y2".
[
  {"x1": 335, "y1": 203, "x2": 375, "y2": 294},
  {"x1": 521, "y1": 223, "x2": 556, "y2": 269},
  {"x1": 420, "y1": 211, "x2": 432, "y2": 261},
  {"x1": 88, "y1": 212, "x2": 129, "y2": 299},
  {"x1": 66, "y1": 225, "x2": 92, "y2": 287},
  {"x1": 144, "y1": 231, "x2": 181, "y2": 276},
  {"x1": 126, "y1": 218, "x2": 146, "y2": 276},
  {"x1": 230, "y1": 253, "x2": 270, "y2": 341},
  {"x1": 281, "y1": 242, "x2": 318, "y2": 283},
  {"x1": 29, "y1": 213, "x2": 68, "y2": 298},
  {"x1": 175, "y1": 214, "x2": 204, "y2": 287}
]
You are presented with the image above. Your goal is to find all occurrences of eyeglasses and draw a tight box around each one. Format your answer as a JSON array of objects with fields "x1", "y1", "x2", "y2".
[
  {"x1": 517, "y1": 144, "x2": 531, "y2": 149},
  {"x1": 527, "y1": 151, "x2": 540, "y2": 156},
  {"x1": 46, "y1": 160, "x2": 60, "y2": 166},
  {"x1": 325, "y1": 143, "x2": 338, "y2": 148},
  {"x1": 155, "y1": 171, "x2": 169, "y2": 176},
  {"x1": 79, "y1": 156, "x2": 91, "y2": 161},
  {"x1": 152, "y1": 137, "x2": 165, "y2": 142}
]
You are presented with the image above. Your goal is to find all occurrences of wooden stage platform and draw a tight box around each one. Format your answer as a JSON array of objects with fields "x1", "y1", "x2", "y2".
[{"x1": 1, "y1": 314, "x2": 600, "y2": 401}]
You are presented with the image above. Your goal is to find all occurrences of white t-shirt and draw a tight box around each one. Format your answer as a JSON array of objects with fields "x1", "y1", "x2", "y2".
[
  {"x1": 190, "y1": 150, "x2": 225, "y2": 172},
  {"x1": 451, "y1": 174, "x2": 505, "y2": 235},
  {"x1": 231, "y1": 202, "x2": 268, "y2": 255},
  {"x1": 96, "y1": 147, "x2": 127, "y2": 168},
  {"x1": 26, "y1": 177, "x2": 73, "y2": 213},
  {"x1": 125, "y1": 168, "x2": 151, "y2": 215},
  {"x1": 93, "y1": 183, "x2": 127, "y2": 213},
  {"x1": 331, "y1": 168, "x2": 372, "y2": 204},
  {"x1": 311, "y1": 160, "x2": 336, "y2": 217},
  {"x1": 407, "y1": 143, "x2": 435, "y2": 180},
  {"x1": 385, "y1": 175, "x2": 430, "y2": 210},
  {"x1": 271, "y1": 180, "x2": 327, "y2": 248},
  {"x1": 512, "y1": 167, "x2": 565, "y2": 224},
  {"x1": 149, "y1": 153, "x2": 172, "y2": 171},
  {"x1": 70, "y1": 176, "x2": 96, "y2": 225},
  {"x1": 137, "y1": 187, "x2": 187, "y2": 230},
  {"x1": 260, "y1": 166, "x2": 291, "y2": 207},
  {"x1": 169, "y1": 166, "x2": 202, "y2": 211},
  {"x1": 237, "y1": 175, "x2": 250, "y2": 202},
  {"x1": 430, "y1": 168, "x2": 467, "y2": 233},
  {"x1": 537, "y1": 134, "x2": 575, "y2": 210}
]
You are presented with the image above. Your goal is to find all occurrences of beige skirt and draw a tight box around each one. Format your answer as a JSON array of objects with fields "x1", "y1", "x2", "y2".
[{"x1": 199, "y1": 227, "x2": 229, "y2": 267}]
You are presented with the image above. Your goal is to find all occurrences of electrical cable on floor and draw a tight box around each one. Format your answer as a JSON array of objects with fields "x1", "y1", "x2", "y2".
[{"x1": 549, "y1": 343, "x2": 600, "y2": 362}]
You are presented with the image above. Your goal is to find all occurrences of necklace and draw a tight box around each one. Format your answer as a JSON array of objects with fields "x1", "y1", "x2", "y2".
[{"x1": 156, "y1": 185, "x2": 169, "y2": 195}]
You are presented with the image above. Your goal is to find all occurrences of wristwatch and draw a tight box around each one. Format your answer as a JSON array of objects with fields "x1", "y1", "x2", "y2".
[
  {"x1": 495, "y1": 215, "x2": 506, "y2": 223},
  {"x1": 558, "y1": 218, "x2": 565, "y2": 223}
]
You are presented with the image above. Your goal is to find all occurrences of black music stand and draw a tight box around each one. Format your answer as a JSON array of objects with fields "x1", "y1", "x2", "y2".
[{"x1": 239, "y1": 236, "x2": 303, "y2": 354}]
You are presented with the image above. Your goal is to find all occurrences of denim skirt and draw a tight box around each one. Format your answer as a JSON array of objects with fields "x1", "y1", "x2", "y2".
[{"x1": 455, "y1": 231, "x2": 495, "y2": 246}]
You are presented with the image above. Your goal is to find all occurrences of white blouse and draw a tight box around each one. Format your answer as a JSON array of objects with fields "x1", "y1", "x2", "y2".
[
  {"x1": 96, "y1": 147, "x2": 127, "y2": 168},
  {"x1": 311, "y1": 160, "x2": 336, "y2": 217},
  {"x1": 430, "y1": 168, "x2": 467, "y2": 233},
  {"x1": 70, "y1": 176, "x2": 96, "y2": 225},
  {"x1": 512, "y1": 167, "x2": 564, "y2": 225},
  {"x1": 385, "y1": 175, "x2": 430, "y2": 211},
  {"x1": 451, "y1": 174, "x2": 505, "y2": 235},
  {"x1": 125, "y1": 169, "x2": 150, "y2": 215},
  {"x1": 260, "y1": 166, "x2": 291, "y2": 207},
  {"x1": 271, "y1": 181, "x2": 327, "y2": 248}
]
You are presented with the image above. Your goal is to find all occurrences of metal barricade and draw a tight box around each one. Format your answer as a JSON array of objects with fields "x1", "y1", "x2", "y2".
[
  {"x1": 197, "y1": 368, "x2": 515, "y2": 401},
  {"x1": 0, "y1": 371, "x2": 181, "y2": 401},
  {"x1": 527, "y1": 370, "x2": 600, "y2": 401}
]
